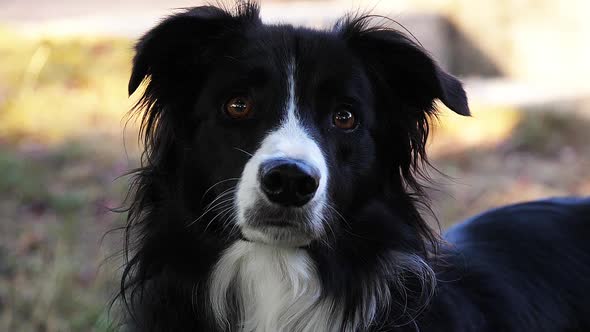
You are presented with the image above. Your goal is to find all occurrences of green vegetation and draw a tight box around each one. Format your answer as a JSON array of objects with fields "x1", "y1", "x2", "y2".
[{"x1": 0, "y1": 141, "x2": 127, "y2": 331}]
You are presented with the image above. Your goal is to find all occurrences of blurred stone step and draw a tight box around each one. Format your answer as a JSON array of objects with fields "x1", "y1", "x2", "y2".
[{"x1": 465, "y1": 78, "x2": 590, "y2": 114}]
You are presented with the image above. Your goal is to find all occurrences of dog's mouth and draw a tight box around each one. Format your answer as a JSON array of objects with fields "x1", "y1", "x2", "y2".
[
  {"x1": 239, "y1": 204, "x2": 322, "y2": 247},
  {"x1": 240, "y1": 225, "x2": 314, "y2": 247},
  {"x1": 255, "y1": 218, "x2": 298, "y2": 228}
]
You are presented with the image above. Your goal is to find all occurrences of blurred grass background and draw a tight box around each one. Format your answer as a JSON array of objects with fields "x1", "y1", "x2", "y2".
[
  {"x1": 0, "y1": 30, "x2": 135, "y2": 331},
  {"x1": 1, "y1": 1, "x2": 590, "y2": 330}
]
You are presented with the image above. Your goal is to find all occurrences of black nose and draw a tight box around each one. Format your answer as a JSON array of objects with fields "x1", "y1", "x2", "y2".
[{"x1": 259, "y1": 158, "x2": 320, "y2": 207}]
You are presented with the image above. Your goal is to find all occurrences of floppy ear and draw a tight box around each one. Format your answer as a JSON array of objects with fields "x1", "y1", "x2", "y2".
[
  {"x1": 338, "y1": 16, "x2": 470, "y2": 196},
  {"x1": 339, "y1": 17, "x2": 470, "y2": 116},
  {"x1": 128, "y1": 3, "x2": 260, "y2": 97},
  {"x1": 127, "y1": 3, "x2": 260, "y2": 169}
]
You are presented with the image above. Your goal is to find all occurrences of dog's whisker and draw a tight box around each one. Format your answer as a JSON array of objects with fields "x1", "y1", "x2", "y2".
[
  {"x1": 325, "y1": 203, "x2": 372, "y2": 241},
  {"x1": 326, "y1": 203, "x2": 350, "y2": 228},
  {"x1": 217, "y1": 207, "x2": 236, "y2": 232},
  {"x1": 325, "y1": 203, "x2": 363, "y2": 241},
  {"x1": 323, "y1": 215, "x2": 337, "y2": 250},
  {"x1": 202, "y1": 187, "x2": 235, "y2": 208},
  {"x1": 202, "y1": 192, "x2": 236, "y2": 215},
  {"x1": 220, "y1": 210, "x2": 238, "y2": 234},
  {"x1": 204, "y1": 205, "x2": 235, "y2": 233},
  {"x1": 226, "y1": 212, "x2": 242, "y2": 238},
  {"x1": 315, "y1": 207, "x2": 336, "y2": 250},
  {"x1": 203, "y1": 197, "x2": 234, "y2": 217},
  {"x1": 203, "y1": 188, "x2": 236, "y2": 209},
  {"x1": 193, "y1": 201, "x2": 232, "y2": 226},
  {"x1": 187, "y1": 197, "x2": 235, "y2": 228},
  {"x1": 200, "y1": 178, "x2": 240, "y2": 203},
  {"x1": 233, "y1": 147, "x2": 253, "y2": 157}
]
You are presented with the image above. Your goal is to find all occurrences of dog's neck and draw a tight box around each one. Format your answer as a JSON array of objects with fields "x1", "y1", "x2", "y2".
[
  {"x1": 207, "y1": 240, "x2": 435, "y2": 331},
  {"x1": 208, "y1": 241, "x2": 339, "y2": 332}
]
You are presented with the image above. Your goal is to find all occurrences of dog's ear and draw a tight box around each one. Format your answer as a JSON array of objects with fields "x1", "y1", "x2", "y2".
[
  {"x1": 338, "y1": 17, "x2": 470, "y2": 116},
  {"x1": 337, "y1": 16, "x2": 470, "y2": 196},
  {"x1": 128, "y1": 3, "x2": 260, "y2": 97}
]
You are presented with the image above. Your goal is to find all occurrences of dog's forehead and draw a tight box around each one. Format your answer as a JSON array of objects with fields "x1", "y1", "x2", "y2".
[{"x1": 237, "y1": 25, "x2": 362, "y2": 79}]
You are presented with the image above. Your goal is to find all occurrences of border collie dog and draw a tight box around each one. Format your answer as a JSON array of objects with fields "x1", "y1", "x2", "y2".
[{"x1": 120, "y1": 2, "x2": 590, "y2": 331}]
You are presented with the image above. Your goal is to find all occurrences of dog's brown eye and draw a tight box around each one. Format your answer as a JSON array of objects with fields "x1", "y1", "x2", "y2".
[
  {"x1": 225, "y1": 96, "x2": 253, "y2": 119},
  {"x1": 333, "y1": 109, "x2": 357, "y2": 130}
]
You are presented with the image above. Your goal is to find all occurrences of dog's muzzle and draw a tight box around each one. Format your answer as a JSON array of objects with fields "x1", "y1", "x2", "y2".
[{"x1": 236, "y1": 155, "x2": 327, "y2": 247}]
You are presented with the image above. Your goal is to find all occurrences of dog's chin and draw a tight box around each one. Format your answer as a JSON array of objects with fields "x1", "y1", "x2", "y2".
[{"x1": 241, "y1": 226, "x2": 314, "y2": 248}]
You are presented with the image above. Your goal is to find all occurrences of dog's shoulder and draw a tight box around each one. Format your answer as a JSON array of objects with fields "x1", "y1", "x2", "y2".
[
  {"x1": 446, "y1": 197, "x2": 590, "y2": 250},
  {"x1": 437, "y1": 197, "x2": 590, "y2": 331}
]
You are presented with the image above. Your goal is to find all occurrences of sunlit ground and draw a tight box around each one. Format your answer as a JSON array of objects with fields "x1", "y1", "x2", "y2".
[{"x1": 1, "y1": 28, "x2": 589, "y2": 331}]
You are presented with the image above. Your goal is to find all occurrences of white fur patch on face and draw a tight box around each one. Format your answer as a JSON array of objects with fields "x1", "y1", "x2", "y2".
[
  {"x1": 208, "y1": 241, "x2": 339, "y2": 332},
  {"x1": 235, "y1": 62, "x2": 329, "y2": 246}
]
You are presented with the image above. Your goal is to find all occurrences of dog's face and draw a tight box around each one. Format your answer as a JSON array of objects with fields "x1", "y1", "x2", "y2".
[
  {"x1": 232, "y1": 37, "x2": 377, "y2": 247},
  {"x1": 128, "y1": 4, "x2": 468, "y2": 248}
]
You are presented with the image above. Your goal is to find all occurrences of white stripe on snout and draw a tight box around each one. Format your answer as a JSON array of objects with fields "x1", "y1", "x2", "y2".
[
  {"x1": 235, "y1": 62, "x2": 328, "y2": 231},
  {"x1": 260, "y1": 70, "x2": 327, "y2": 181}
]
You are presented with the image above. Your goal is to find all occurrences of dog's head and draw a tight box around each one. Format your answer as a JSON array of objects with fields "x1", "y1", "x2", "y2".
[{"x1": 128, "y1": 2, "x2": 469, "y2": 249}]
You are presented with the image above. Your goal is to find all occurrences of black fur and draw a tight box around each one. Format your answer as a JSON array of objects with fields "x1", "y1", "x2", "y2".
[{"x1": 117, "y1": 2, "x2": 590, "y2": 331}]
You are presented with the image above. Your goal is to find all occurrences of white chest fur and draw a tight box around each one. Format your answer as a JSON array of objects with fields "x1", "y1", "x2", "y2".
[{"x1": 208, "y1": 241, "x2": 339, "y2": 332}]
